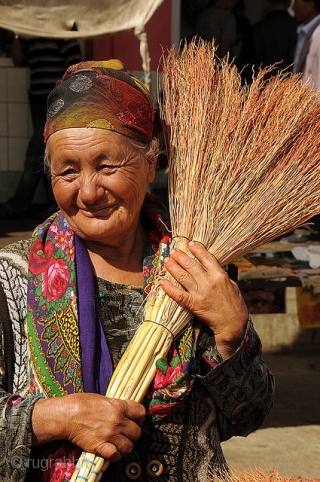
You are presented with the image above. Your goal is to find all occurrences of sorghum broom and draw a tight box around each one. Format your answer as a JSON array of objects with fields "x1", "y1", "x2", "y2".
[
  {"x1": 70, "y1": 40, "x2": 320, "y2": 482},
  {"x1": 212, "y1": 467, "x2": 318, "y2": 481}
]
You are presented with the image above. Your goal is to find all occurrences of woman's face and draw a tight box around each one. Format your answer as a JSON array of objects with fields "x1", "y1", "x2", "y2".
[{"x1": 48, "y1": 128, "x2": 157, "y2": 245}]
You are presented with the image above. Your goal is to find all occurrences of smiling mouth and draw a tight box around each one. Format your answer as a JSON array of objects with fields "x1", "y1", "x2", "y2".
[{"x1": 81, "y1": 204, "x2": 116, "y2": 217}]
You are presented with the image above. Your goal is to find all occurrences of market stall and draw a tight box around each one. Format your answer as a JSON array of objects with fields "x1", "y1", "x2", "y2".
[{"x1": 237, "y1": 241, "x2": 320, "y2": 329}]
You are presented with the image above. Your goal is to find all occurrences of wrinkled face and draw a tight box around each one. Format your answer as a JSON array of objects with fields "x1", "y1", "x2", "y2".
[{"x1": 48, "y1": 128, "x2": 156, "y2": 245}]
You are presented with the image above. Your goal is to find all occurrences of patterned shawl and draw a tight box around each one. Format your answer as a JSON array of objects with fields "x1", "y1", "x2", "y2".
[{"x1": 26, "y1": 193, "x2": 200, "y2": 481}]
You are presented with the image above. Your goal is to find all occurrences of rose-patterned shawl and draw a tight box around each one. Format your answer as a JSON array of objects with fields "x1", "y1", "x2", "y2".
[{"x1": 25, "y1": 193, "x2": 200, "y2": 481}]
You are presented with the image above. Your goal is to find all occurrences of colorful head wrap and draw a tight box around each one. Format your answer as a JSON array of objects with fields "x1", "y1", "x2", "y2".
[{"x1": 44, "y1": 59, "x2": 154, "y2": 144}]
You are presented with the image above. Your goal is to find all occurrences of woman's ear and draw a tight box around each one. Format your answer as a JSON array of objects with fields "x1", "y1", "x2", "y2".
[
  {"x1": 146, "y1": 139, "x2": 159, "y2": 183},
  {"x1": 147, "y1": 158, "x2": 157, "y2": 183}
]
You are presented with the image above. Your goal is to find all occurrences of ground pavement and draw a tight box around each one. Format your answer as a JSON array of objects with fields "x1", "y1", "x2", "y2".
[{"x1": 222, "y1": 347, "x2": 320, "y2": 479}]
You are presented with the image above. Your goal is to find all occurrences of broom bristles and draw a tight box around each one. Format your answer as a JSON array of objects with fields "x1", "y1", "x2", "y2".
[
  {"x1": 160, "y1": 40, "x2": 320, "y2": 266},
  {"x1": 212, "y1": 467, "x2": 317, "y2": 481}
]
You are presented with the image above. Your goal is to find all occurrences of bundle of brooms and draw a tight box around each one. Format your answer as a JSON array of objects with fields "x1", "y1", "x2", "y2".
[{"x1": 70, "y1": 40, "x2": 320, "y2": 482}]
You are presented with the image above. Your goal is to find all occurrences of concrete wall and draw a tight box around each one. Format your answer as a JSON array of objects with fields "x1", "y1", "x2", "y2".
[{"x1": 0, "y1": 59, "x2": 48, "y2": 204}]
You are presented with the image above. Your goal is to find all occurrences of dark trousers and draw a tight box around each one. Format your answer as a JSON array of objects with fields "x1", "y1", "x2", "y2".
[{"x1": 6, "y1": 99, "x2": 56, "y2": 215}]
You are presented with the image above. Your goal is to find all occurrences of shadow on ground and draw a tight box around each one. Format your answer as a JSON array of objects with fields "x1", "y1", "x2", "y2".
[
  {"x1": 223, "y1": 345, "x2": 320, "y2": 478},
  {"x1": 262, "y1": 346, "x2": 320, "y2": 429}
]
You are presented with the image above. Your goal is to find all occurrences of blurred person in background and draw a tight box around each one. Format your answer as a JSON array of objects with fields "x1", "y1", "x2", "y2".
[
  {"x1": 0, "y1": 35, "x2": 82, "y2": 220},
  {"x1": 232, "y1": 0, "x2": 256, "y2": 84},
  {"x1": 292, "y1": 0, "x2": 320, "y2": 88},
  {"x1": 193, "y1": 0, "x2": 237, "y2": 59},
  {"x1": 253, "y1": 0, "x2": 297, "y2": 78},
  {"x1": 280, "y1": 0, "x2": 320, "y2": 243}
]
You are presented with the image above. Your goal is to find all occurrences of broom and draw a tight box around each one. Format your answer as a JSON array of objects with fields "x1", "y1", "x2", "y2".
[
  {"x1": 70, "y1": 40, "x2": 320, "y2": 481},
  {"x1": 212, "y1": 467, "x2": 318, "y2": 481}
]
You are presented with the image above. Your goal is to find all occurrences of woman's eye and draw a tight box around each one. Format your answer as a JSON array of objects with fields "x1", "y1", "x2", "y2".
[
  {"x1": 60, "y1": 168, "x2": 78, "y2": 176},
  {"x1": 99, "y1": 164, "x2": 119, "y2": 171}
]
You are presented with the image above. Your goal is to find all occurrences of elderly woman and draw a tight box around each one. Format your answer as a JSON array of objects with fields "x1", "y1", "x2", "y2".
[{"x1": 0, "y1": 60, "x2": 274, "y2": 482}]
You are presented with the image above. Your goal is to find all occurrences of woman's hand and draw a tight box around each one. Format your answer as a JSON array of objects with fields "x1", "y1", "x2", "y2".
[
  {"x1": 32, "y1": 393, "x2": 146, "y2": 462},
  {"x1": 159, "y1": 241, "x2": 248, "y2": 359}
]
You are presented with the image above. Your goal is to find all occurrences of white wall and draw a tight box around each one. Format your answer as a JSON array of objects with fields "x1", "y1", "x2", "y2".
[{"x1": 0, "y1": 60, "x2": 34, "y2": 203}]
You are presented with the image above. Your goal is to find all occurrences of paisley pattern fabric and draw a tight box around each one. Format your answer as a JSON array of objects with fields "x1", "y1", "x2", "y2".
[{"x1": 27, "y1": 217, "x2": 81, "y2": 397}]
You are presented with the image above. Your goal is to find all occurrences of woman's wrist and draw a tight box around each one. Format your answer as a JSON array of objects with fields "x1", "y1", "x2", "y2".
[
  {"x1": 213, "y1": 315, "x2": 249, "y2": 360},
  {"x1": 31, "y1": 397, "x2": 68, "y2": 445}
]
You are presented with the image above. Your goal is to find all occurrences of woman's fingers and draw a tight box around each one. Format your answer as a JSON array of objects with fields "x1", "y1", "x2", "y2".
[
  {"x1": 90, "y1": 399, "x2": 144, "y2": 460},
  {"x1": 188, "y1": 240, "x2": 220, "y2": 269},
  {"x1": 159, "y1": 241, "x2": 248, "y2": 348},
  {"x1": 62, "y1": 394, "x2": 145, "y2": 460},
  {"x1": 161, "y1": 241, "x2": 221, "y2": 293}
]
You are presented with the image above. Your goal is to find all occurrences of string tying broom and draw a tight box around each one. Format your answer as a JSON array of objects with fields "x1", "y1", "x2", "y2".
[{"x1": 70, "y1": 40, "x2": 320, "y2": 482}]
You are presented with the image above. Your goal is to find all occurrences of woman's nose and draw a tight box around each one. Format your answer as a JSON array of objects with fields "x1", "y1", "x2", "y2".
[{"x1": 79, "y1": 173, "x2": 105, "y2": 202}]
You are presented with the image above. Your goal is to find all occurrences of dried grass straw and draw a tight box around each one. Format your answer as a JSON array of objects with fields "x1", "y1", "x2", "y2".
[
  {"x1": 164, "y1": 40, "x2": 320, "y2": 263},
  {"x1": 212, "y1": 467, "x2": 317, "y2": 481},
  {"x1": 71, "y1": 40, "x2": 320, "y2": 482}
]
